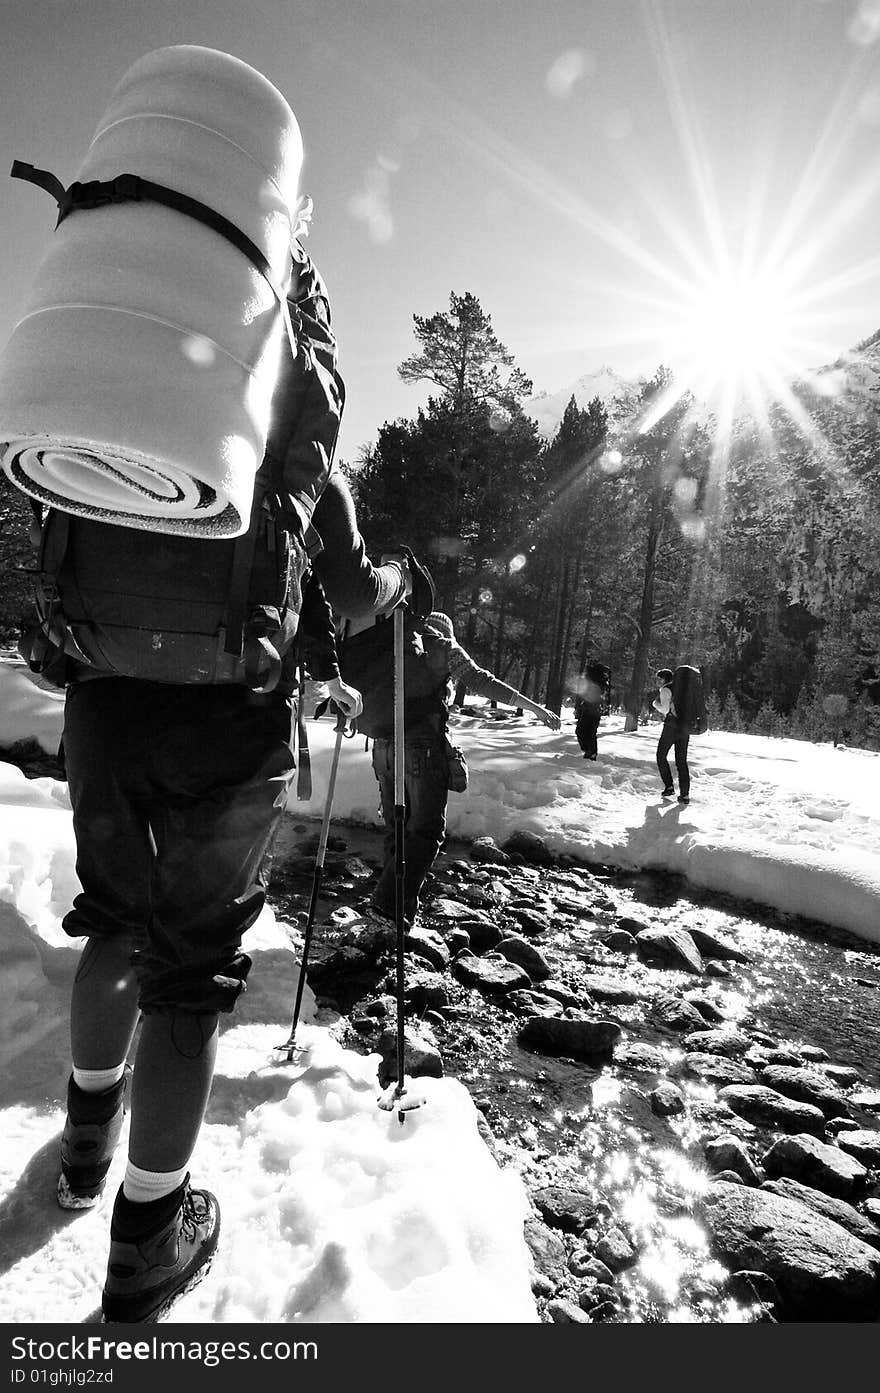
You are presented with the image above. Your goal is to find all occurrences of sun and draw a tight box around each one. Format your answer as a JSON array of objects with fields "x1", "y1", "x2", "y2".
[
  {"x1": 679, "y1": 270, "x2": 796, "y2": 395},
  {"x1": 636, "y1": 256, "x2": 824, "y2": 442}
]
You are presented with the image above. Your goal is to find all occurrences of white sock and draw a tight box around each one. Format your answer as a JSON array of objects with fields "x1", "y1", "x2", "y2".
[
  {"x1": 122, "y1": 1161, "x2": 188, "y2": 1205},
  {"x1": 72, "y1": 1064, "x2": 126, "y2": 1093}
]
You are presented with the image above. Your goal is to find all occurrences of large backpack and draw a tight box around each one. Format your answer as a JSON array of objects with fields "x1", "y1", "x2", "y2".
[
  {"x1": 671, "y1": 664, "x2": 708, "y2": 735},
  {"x1": 18, "y1": 244, "x2": 343, "y2": 695}
]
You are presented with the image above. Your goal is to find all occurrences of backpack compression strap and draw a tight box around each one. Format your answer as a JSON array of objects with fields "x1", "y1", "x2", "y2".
[{"x1": 10, "y1": 161, "x2": 303, "y2": 360}]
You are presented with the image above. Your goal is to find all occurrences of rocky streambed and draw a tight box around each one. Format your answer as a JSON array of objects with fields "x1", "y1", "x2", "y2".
[{"x1": 268, "y1": 817, "x2": 880, "y2": 1325}]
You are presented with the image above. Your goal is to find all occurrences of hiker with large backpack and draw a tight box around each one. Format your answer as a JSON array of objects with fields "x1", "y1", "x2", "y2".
[
  {"x1": 0, "y1": 47, "x2": 417, "y2": 1324},
  {"x1": 341, "y1": 606, "x2": 560, "y2": 927},
  {"x1": 655, "y1": 663, "x2": 709, "y2": 805}
]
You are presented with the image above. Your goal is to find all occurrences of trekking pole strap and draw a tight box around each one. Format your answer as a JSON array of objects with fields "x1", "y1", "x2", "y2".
[{"x1": 10, "y1": 161, "x2": 300, "y2": 359}]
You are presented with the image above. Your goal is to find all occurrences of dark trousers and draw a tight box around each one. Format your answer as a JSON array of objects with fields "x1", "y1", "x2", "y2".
[
  {"x1": 62, "y1": 677, "x2": 296, "y2": 1013},
  {"x1": 656, "y1": 715, "x2": 690, "y2": 797},
  {"x1": 370, "y1": 733, "x2": 448, "y2": 922},
  {"x1": 575, "y1": 706, "x2": 601, "y2": 758}
]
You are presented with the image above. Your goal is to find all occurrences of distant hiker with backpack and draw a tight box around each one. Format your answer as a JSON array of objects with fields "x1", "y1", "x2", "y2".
[
  {"x1": 573, "y1": 661, "x2": 611, "y2": 760},
  {"x1": 0, "y1": 46, "x2": 421, "y2": 1321},
  {"x1": 341, "y1": 606, "x2": 560, "y2": 927},
  {"x1": 654, "y1": 664, "x2": 708, "y2": 805}
]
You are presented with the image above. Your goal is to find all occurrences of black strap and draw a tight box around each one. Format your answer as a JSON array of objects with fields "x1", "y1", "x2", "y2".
[{"x1": 10, "y1": 160, "x2": 299, "y2": 356}]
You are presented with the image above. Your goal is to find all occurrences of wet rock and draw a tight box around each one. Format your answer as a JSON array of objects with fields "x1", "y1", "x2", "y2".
[
  {"x1": 651, "y1": 993, "x2": 707, "y2": 1033},
  {"x1": 761, "y1": 1178, "x2": 880, "y2": 1250},
  {"x1": 705, "y1": 1135, "x2": 762, "y2": 1185},
  {"x1": 402, "y1": 969, "x2": 449, "y2": 1014},
  {"x1": 650, "y1": 1082, "x2": 685, "y2": 1117},
  {"x1": 635, "y1": 927, "x2": 703, "y2": 975},
  {"x1": 614, "y1": 1042, "x2": 668, "y2": 1073},
  {"x1": 404, "y1": 926, "x2": 450, "y2": 972},
  {"x1": 616, "y1": 915, "x2": 650, "y2": 936},
  {"x1": 705, "y1": 961, "x2": 733, "y2": 979},
  {"x1": 711, "y1": 1169, "x2": 745, "y2": 1184},
  {"x1": 469, "y1": 836, "x2": 510, "y2": 865},
  {"x1": 518, "y1": 1015, "x2": 622, "y2": 1061},
  {"x1": 507, "y1": 907, "x2": 548, "y2": 937},
  {"x1": 569, "y1": 1251, "x2": 615, "y2": 1284},
  {"x1": 430, "y1": 898, "x2": 496, "y2": 928},
  {"x1": 702, "y1": 1181, "x2": 880, "y2": 1320},
  {"x1": 687, "y1": 927, "x2": 752, "y2": 963},
  {"x1": 539, "y1": 979, "x2": 586, "y2": 1009},
  {"x1": 588, "y1": 1299, "x2": 619, "y2": 1321},
  {"x1": 523, "y1": 1217, "x2": 568, "y2": 1286},
  {"x1": 681, "y1": 990, "x2": 727, "y2": 1024},
  {"x1": 826, "y1": 1116, "x2": 862, "y2": 1135},
  {"x1": 835, "y1": 1130, "x2": 880, "y2": 1168},
  {"x1": 718, "y1": 1085, "x2": 826, "y2": 1136},
  {"x1": 760, "y1": 1065, "x2": 849, "y2": 1120},
  {"x1": 580, "y1": 972, "x2": 652, "y2": 1005},
  {"x1": 763, "y1": 1048, "x2": 802, "y2": 1068},
  {"x1": 600, "y1": 928, "x2": 638, "y2": 954},
  {"x1": 457, "y1": 885, "x2": 495, "y2": 909},
  {"x1": 673, "y1": 1053, "x2": 757, "y2": 1087},
  {"x1": 797, "y1": 1045, "x2": 830, "y2": 1064},
  {"x1": 682, "y1": 1027, "x2": 751, "y2": 1057},
  {"x1": 865, "y1": 1199, "x2": 880, "y2": 1226},
  {"x1": 496, "y1": 935, "x2": 552, "y2": 982},
  {"x1": 500, "y1": 830, "x2": 558, "y2": 867},
  {"x1": 452, "y1": 950, "x2": 530, "y2": 996},
  {"x1": 376, "y1": 1025, "x2": 443, "y2": 1086},
  {"x1": 547, "y1": 1298, "x2": 591, "y2": 1323},
  {"x1": 446, "y1": 928, "x2": 471, "y2": 956},
  {"x1": 762, "y1": 1133, "x2": 868, "y2": 1200},
  {"x1": 533, "y1": 1185, "x2": 599, "y2": 1235},
  {"x1": 849, "y1": 1090, "x2": 880, "y2": 1112},
  {"x1": 504, "y1": 989, "x2": 564, "y2": 1016},
  {"x1": 593, "y1": 1227, "x2": 638, "y2": 1272},
  {"x1": 820, "y1": 1065, "x2": 862, "y2": 1089}
]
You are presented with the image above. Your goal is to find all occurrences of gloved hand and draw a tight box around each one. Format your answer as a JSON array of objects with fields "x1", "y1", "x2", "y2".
[{"x1": 325, "y1": 675, "x2": 363, "y2": 722}]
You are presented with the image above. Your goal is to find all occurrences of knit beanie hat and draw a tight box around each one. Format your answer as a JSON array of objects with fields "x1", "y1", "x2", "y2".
[{"x1": 424, "y1": 611, "x2": 454, "y2": 641}]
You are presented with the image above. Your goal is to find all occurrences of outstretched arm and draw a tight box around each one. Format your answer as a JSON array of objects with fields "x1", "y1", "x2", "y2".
[{"x1": 446, "y1": 644, "x2": 560, "y2": 729}]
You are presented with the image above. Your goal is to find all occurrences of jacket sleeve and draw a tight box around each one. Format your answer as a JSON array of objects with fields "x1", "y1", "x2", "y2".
[
  {"x1": 310, "y1": 472, "x2": 409, "y2": 620},
  {"x1": 446, "y1": 642, "x2": 527, "y2": 708},
  {"x1": 299, "y1": 572, "x2": 340, "y2": 682},
  {"x1": 262, "y1": 243, "x2": 345, "y2": 537}
]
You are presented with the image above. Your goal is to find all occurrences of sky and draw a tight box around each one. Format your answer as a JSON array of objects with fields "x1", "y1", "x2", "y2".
[
  {"x1": 1, "y1": 655, "x2": 879, "y2": 1325},
  {"x1": 2, "y1": 0, "x2": 880, "y2": 465}
]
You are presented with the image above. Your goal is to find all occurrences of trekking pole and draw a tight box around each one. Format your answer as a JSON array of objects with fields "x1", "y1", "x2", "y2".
[
  {"x1": 277, "y1": 710, "x2": 347, "y2": 1061},
  {"x1": 377, "y1": 603, "x2": 424, "y2": 1122}
]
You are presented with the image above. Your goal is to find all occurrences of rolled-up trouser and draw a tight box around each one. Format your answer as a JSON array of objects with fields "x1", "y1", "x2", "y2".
[
  {"x1": 62, "y1": 676, "x2": 296, "y2": 1013},
  {"x1": 370, "y1": 732, "x2": 449, "y2": 922}
]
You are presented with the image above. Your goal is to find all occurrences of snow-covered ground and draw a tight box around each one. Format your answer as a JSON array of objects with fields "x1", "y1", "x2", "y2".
[{"x1": 1, "y1": 657, "x2": 878, "y2": 1325}]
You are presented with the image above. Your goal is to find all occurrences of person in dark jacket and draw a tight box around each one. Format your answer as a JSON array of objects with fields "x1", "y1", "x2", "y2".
[
  {"x1": 364, "y1": 610, "x2": 559, "y2": 926},
  {"x1": 574, "y1": 662, "x2": 610, "y2": 760}
]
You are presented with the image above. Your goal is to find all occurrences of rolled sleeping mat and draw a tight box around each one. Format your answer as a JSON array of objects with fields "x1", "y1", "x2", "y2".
[{"x1": 0, "y1": 45, "x2": 303, "y2": 538}]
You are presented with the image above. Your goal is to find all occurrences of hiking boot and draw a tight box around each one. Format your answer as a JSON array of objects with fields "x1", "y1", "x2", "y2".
[
  {"x1": 101, "y1": 1176, "x2": 220, "y2": 1323},
  {"x1": 678, "y1": 795, "x2": 690, "y2": 804},
  {"x1": 661, "y1": 786, "x2": 675, "y2": 798},
  {"x1": 58, "y1": 1070, "x2": 130, "y2": 1210}
]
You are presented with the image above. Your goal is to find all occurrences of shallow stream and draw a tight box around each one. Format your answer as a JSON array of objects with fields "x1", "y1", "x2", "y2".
[{"x1": 270, "y1": 818, "x2": 880, "y2": 1323}]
